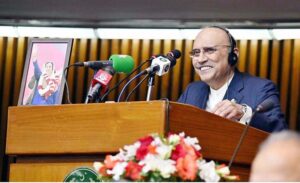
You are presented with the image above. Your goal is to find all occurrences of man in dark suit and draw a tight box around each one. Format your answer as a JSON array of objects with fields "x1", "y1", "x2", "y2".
[{"x1": 178, "y1": 26, "x2": 287, "y2": 132}]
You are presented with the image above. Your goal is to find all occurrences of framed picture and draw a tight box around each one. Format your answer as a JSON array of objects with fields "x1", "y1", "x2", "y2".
[{"x1": 18, "y1": 38, "x2": 73, "y2": 105}]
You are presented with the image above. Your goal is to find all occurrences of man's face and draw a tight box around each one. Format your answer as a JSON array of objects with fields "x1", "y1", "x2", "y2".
[
  {"x1": 45, "y1": 62, "x2": 53, "y2": 75},
  {"x1": 192, "y1": 28, "x2": 233, "y2": 89}
]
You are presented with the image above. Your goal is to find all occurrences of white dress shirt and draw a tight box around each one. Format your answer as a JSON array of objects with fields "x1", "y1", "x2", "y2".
[{"x1": 205, "y1": 73, "x2": 252, "y2": 124}]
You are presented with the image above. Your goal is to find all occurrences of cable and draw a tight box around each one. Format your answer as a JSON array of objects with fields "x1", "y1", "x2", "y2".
[
  {"x1": 117, "y1": 71, "x2": 146, "y2": 102},
  {"x1": 63, "y1": 64, "x2": 75, "y2": 104},
  {"x1": 125, "y1": 74, "x2": 149, "y2": 102},
  {"x1": 100, "y1": 59, "x2": 150, "y2": 102}
]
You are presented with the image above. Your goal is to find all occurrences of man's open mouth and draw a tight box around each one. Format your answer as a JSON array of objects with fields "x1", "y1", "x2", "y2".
[{"x1": 198, "y1": 65, "x2": 213, "y2": 71}]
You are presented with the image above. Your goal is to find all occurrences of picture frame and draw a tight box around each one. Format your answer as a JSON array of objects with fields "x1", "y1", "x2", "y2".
[{"x1": 18, "y1": 38, "x2": 73, "y2": 105}]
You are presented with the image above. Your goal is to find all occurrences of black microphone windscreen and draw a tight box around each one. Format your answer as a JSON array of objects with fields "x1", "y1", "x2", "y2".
[
  {"x1": 256, "y1": 98, "x2": 275, "y2": 112},
  {"x1": 167, "y1": 50, "x2": 181, "y2": 67},
  {"x1": 170, "y1": 49, "x2": 181, "y2": 59}
]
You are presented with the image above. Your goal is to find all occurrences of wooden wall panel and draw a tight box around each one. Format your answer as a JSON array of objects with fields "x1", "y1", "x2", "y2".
[
  {"x1": 171, "y1": 40, "x2": 183, "y2": 101},
  {"x1": 1, "y1": 37, "x2": 16, "y2": 180},
  {"x1": 138, "y1": 39, "x2": 150, "y2": 101},
  {"x1": 1, "y1": 37, "x2": 15, "y2": 113},
  {"x1": 152, "y1": 39, "x2": 162, "y2": 100},
  {"x1": 98, "y1": 39, "x2": 110, "y2": 102},
  {"x1": 0, "y1": 37, "x2": 298, "y2": 127},
  {"x1": 66, "y1": 39, "x2": 79, "y2": 103},
  {"x1": 182, "y1": 40, "x2": 193, "y2": 90},
  {"x1": 259, "y1": 40, "x2": 269, "y2": 79},
  {"x1": 160, "y1": 40, "x2": 172, "y2": 99},
  {"x1": 75, "y1": 39, "x2": 88, "y2": 103},
  {"x1": 128, "y1": 39, "x2": 141, "y2": 101},
  {"x1": 1, "y1": 36, "x2": 300, "y2": 181},
  {"x1": 119, "y1": 39, "x2": 131, "y2": 99},
  {"x1": 290, "y1": 39, "x2": 300, "y2": 129},
  {"x1": 0, "y1": 37, "x2": 6, "y2": 106},
  {"x1": 0, "y1": 37, "x2": 6, "y2": 181},
  {"x1": 12, "y1": 38, "x2": 27, "y2": 105},
  {"x1": 87, "y1": 39, "x2": 99, "y2": 87},
  {"x1": 237, "y1": 40, "x2": 248, "y2": 72},
  {"x1": 108, "y1": 39, "x2": 120, "y2": 101},
  {"x1": 249, "y1": 40, "x2": 258, "y2": 75},
  {"x1": 280, "y1": 40, "x2": 292, "y2": 115},
  {"x1": 270, "y1": 40, "x2": 280, "y2": 84},
  {"x1": 1, "y1": 37, "x2": 16, "y2": 122}
]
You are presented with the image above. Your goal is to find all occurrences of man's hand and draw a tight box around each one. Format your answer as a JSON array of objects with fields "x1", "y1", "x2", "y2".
[{"x1": 211, "y1": 99, "x2": 244, "y2": 121}]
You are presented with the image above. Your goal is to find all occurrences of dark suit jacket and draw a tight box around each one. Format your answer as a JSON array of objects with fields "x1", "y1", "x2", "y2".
[{"x1": 178, "y1": 69, "x2": 287, "y2": 133}]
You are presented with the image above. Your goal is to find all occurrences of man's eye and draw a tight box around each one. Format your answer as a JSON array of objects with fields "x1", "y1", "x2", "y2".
[
  {"x1": 192, "y1": 49, "x2": 201, "y2": 54},
  {"x1": 203, "y1": 47, "x2": 216, "y2": 53}
]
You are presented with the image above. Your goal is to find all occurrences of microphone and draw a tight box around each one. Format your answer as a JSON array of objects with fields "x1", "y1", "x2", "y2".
[
  {"x1": 87, "y1": 66, "x2": 114, "y2": 102},
  {"x1": 145, "y1": 49, "x2": 181, "y2": 76},
  {"x1": 145, "y1": 49, "x2": 181, "y2": 101},
  {"x1": 255, "y1": 98, "x2": 274, "y2": 112},
  {"x1": 228, "y1": 98, "x2": 275, "y2": 168},
  {"x1": 116, "y1": 49, "x2": 181, "y2": 102},
  {"x1": 166, "y1": 49, "x2": 181, "y2": 67},
  {"x1": 74, "y1": 54, "x2": 134, "y2": 74}
]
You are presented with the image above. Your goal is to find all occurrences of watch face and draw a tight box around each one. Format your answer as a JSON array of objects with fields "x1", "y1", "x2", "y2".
[{"x1": 242, "y1": 104, "x2": 247, "y2": 114}]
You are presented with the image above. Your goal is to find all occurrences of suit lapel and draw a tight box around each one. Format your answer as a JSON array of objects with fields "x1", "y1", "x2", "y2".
[
  {"x1": 224, "y1": 69, "x2": 244, "y2": 103},
  {"x1": 199, "y1": 84, "x2": 210, "y2": 109}
]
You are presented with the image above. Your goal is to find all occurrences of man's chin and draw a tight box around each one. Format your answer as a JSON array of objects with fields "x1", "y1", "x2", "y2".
[
  {"x1": 200, "y1": 77, "x2": 213, "y2": 84},
  {"x1": 199, "y1": 73, "x2": 213, "y2": 82}
]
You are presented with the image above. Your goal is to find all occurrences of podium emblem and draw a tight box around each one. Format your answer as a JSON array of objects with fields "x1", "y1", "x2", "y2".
[{"x1": 64, "y1": 167, "x2": 100, "y2": 182}]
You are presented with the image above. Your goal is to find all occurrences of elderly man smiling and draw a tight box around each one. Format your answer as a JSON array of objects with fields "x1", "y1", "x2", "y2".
[{"x1": 178, "y1": 26, "x2": 286, "y2": 133}]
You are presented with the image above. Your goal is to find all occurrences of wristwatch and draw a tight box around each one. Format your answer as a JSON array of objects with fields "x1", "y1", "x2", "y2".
[{"x1": 241, "y1": 104, "x2": 247, "y2": 115}]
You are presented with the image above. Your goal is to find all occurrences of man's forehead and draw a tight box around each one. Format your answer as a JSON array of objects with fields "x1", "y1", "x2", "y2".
[
  {"x1": 200, "y1": 27, "x2": 228, "y2": 35},
  {"x1": 194, "y1": 28, "x2": 229, "y2": 46}
]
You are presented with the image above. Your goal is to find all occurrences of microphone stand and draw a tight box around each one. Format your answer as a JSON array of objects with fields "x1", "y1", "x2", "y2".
[
  {"x1": 228, "y1": 111, "x2": 257, "y2": 168},
  {"x1": 85, "y1": 70, "x2": 101, "y2": 104},
  {"x1": 85, "y1": 80, "x2": 94, "y2": 104},
  {"x1": 228, "y1": 99, "x2": 273, "y2": 168},
  {"x1": 85, "y1": 85, "x2": 92, "y2": 104},
  {"x1": 146, "y1": 72, "x2": 155, "y2": 101}
]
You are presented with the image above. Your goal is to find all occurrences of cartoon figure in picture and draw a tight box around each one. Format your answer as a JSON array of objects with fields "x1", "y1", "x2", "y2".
[{"x1": 25, "y1": 48, "x2": 61, "y2": 105}]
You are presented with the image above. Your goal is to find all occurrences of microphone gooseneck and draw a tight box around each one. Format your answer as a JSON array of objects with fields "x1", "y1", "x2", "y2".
[
  {"x1": 101, "y1": 50, "x2": 182, "y2": 102},
  {"x1": 228, "y1": 99, "x2": 275, "y2": 168}
]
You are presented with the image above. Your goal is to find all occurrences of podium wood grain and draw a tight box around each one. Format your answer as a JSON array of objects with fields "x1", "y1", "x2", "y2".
[
  {"x1": 6, "y1": 101, "x2": 166, "y2": 154},
  {"x1": 9, "y1": 163, "x2": 93, "y2": 182},
  {"x1": 6, "y1": 101, "x2": 268, "y2": 181},
  {"x1": 169, "y1": 102, "x2": 268, "y2": 164}
]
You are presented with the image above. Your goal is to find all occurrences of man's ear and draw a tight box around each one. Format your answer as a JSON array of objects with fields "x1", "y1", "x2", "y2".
[{"x1": 233, "y1": 47, "x2": 239, "y2": 57}]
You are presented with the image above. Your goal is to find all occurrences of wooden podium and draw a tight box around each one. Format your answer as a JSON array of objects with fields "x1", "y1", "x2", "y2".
[{"x1": 6, "y1": 101, "x2": 268, "y2": 181}]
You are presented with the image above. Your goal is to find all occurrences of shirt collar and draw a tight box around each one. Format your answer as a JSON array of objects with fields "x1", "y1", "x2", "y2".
[{"x1": 210, "y1": 73, "x2": 235, "y2": 95}]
